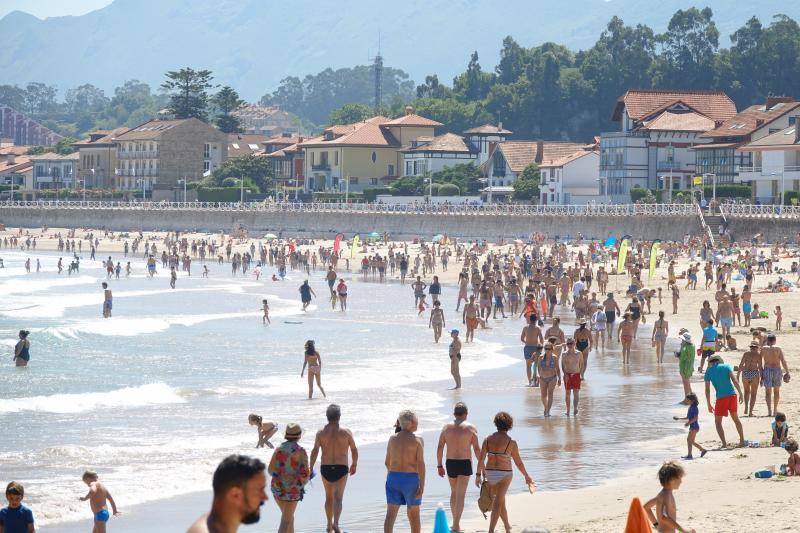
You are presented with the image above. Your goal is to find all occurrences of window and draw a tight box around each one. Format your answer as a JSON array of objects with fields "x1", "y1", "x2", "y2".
[
  {"x1": 311, "y1": 152, "x2": 315, "y2": 165},
  {"x1": 406, "y1": 161, "x2": 413, "y2": 175},
  {"x1": 388, "y1": 164, "x2": 395, "y2": 176},
  {"x1": 204, "y1": 144, "x2": 210, "y2": 159},
  {"x1": 320, "y1": 152, "x2": 329, "y2": 166},
  {"x1": 203, "y1": 161, "x2": 211, "y2": 172},
  {"x1": 370, "y1": 178, "x2": 378, "y2": 185},
  {"x1": 334, "y1": 151, "x2": 339, "y2": 166},
  {"x1": 790, "y1": 116, "x2": 797, "y2": 126},
  {"x1": 349, "y1": 177, "x2": 358, "y2": 185},
  {"x1": 371, "y1": 151, "x2": 377, "y2": 163},
  {"x1": 492, "y1": 153, "x2": 506, "y2": 176}
]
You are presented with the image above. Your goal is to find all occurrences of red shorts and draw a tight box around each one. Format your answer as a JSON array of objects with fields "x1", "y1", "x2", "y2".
[
  {"x1": 564, "y1": 372, "x2": 581, "y2": 390},
  {"x1": 714, "y1": 394, "x2": 737, "y2": 417}
]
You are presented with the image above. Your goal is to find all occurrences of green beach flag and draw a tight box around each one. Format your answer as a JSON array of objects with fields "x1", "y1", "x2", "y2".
[
  {"x1": 649, "y1": 240, "x2": 661, "y2": 279},
  {"x1": 616, "y1": 235, "x2": 631, "y2": 274},
  {"x1": 351, "y1": 234, "x2": 360, "y2": 259}
]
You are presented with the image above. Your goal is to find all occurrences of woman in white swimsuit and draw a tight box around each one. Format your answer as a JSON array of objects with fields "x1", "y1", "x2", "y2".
[
  {"x1": 476, "y1": 411, "x2": 535, "y2": 533},
  {"x1": 300, "y1": 340, "x2": 326, "y2": 399}
]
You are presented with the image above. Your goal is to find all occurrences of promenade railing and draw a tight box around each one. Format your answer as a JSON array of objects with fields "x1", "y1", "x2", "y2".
[
  {"x1": 0, "y1": 200, "x2": 698, "y2": 216},
  {"x1": 719, "y1": 204, "x2": 800, "y2": 219}
]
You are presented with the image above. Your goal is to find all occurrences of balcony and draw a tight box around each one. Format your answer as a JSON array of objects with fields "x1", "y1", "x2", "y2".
[
  {"x1": 737, "y1": 166, "x2": 800, "y2": 182},
  {"x1": 657, "y1": 160, "x2": 681, "y2": 171},
  {"x1": 115, "y1": 169, "x2": 159, "y2": 177},
  {"x1": 118, "y1": 150, "x2": 160, "y2": 159},
  {"x1": 311, "y1": 163, "x2": 331, "y2": 171}
]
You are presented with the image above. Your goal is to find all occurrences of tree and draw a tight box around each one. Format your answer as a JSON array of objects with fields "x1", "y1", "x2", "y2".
[
  {"x1": 161, "y1": 68, "x2": 214, "y2": 121},
  {"x1": 496, "y1": 36, "x2": 530, "y2": 84},
  {"x1": 24, "y1": 82, "x2": 58, "y2": 114},
  {"x1": 54, "y1": 137, "x2": 79, "y2": 155},
  {"x1": 212, "y1": 86, "x2": 244, "y2": 133},
  {"x1": 65, "y1": 84, "x2": 109, "y2": 114},
  {"x1": 430, "y1": 163, "x2": 483, "y2": 194},
  {"x1": 651, "y1": 7, "x2": 719, "y2": 88},
  {"x1": 212, "y1": 154, "x2": 273, "y2": 193},
  {"x1": 26, "y1": 146, "x2": 48, "y2": 155},
  {"x1": 329, "y1": 103, "x2": 374, "y2": 125},
  {"x1": 513, "y1": 163, "x2": 540, "y2": 201},
  {"x1": 453, "y1": 51, "x2": 495, "y2": 101},
  {"x1": 0, "y1": 84, "x2": 28, "y2": 110}
]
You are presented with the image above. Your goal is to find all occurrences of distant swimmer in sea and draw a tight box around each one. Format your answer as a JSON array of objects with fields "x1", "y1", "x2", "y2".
[
  {"x1": 248, "y1": 414, "x2": 278, "y2": 449},
  {"x1": 13, "y1": 330, "x2": 30, "y2": 367},
  {"x1": 102, "y1": 282, "x2": 112, "y2": 318},
  {"x1": 301, "y1": 340, "x2": 326, "y2": 399},
  {"x1": 310, "y1": 404, "x2": 359, "y2": 533}
]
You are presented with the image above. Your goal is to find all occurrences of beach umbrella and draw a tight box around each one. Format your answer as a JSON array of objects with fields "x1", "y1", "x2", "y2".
[
  {"x1": 513, "y1": 239, "x2": 524, "y2": 244},
  {"x1": 263, "y1": 233, "x2": 278, "y2": 240},
  {"x1": 368, "y1": 231, "x2": 380, "y2": 237},
  {"x1": 604, "y1": 236, "x2": 617, "y2": 247},
  {"x1": 432, "y1": 234, "x2": 444, "y2": 243}
]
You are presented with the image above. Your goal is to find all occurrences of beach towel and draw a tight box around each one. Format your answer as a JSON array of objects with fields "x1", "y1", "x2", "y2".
[{"x1": 624, "y1": 497, "x2": 652, "y2": 533}]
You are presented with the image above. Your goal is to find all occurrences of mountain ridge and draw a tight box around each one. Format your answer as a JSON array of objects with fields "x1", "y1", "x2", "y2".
[{"x1": 0, "y1": 0, "x2": 797, "y2": 100}]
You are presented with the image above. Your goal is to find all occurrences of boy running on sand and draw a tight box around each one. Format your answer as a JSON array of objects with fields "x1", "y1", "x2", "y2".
[
  {"x1": 672, "y1": 393, "x2": 707, "y2": 459},
  {"x1": 79, "y1": 471, "x2": 119, "y2": 533},
  {"x1": 643, "y1": 461, "x2": 695, "y2": 533}
]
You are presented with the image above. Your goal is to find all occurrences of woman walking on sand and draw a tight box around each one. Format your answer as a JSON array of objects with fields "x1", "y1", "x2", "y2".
[
  {"x1": 301, "y1": 340, "x2": 326, "y2": 399},
  {"x1": 268, "y1": 423, "x2": 310, "y2": 533},
  {"x1": 475, "y1": 412, "x2": 536, "y2": 533},
  {"x1": 651, "y1": 311, "x2": 669, "y2": 364},
  {"x1": 13, "y1": 330, "x2": 30, "y2": 367}
]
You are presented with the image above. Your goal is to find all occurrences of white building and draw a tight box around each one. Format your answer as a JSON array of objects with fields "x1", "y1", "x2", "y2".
[
  {"x1": 400, "y1": 133, "x2": 478, "y2": 176},
  {"x1": 463, "y1": 124, "x2": 512, "y2": 166},
  {"x1": 738, "y1": 125, "x2": 800, "y2": 204},
  {"x1": 485, "y1": 140, "x2": 597, "y2": 203},
  {"x1": 539, "y1": 149, "x2": 600, "y2": 205},
  {"x1": 29, "y1": 152, "x2": 78, "y2": 190},
  {"x1": 600, "y1": 89, "x2": 737, "y2": 202}
]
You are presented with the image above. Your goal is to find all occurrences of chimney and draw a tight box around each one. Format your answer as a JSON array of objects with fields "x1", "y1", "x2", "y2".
[
  {"x1": 756, "y1": 119, "x2": 765, "y2": 127},
  {"x1": 6, "y1": 153, "x2": 15, "y2": 165},
  {"x1": 535, "y1": 140, "x2": 543, "y2": 164},
  {"x1": 765, "y1": 95, "x2": 795, "y2": 110},
  {"x1": 498, "y1": 121, "x2": 503, "y2": 131},
  {"x1": 404, "y1": 105, "x2": 413, "y2": 116},
  {"x1": 298, "y1": 136, "x2": 304, "y2": 143}
]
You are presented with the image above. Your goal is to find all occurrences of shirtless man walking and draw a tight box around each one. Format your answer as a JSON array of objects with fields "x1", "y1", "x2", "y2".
[
  {"x1": 462, "y1": 295, "x2": 480, "y2": 343},
  {"x1": 520, "y1": 314, "x2": 543, "y2": 386},
  {"x1": 436, "y1": 402, "x2": 480, "y2": 532},
  {"x1": 561, "y1": 338, "x2": 584, "y2": 416},
  {"x1": 102, "y1": 282, "x2": 112, "y2": 318},
  {"x1": 761, "y1": 334, "x2": 790, "y2": 416},
  {"x1": 384, "y1": 410, "x2": 425, "y2": 533},
  {"x1": 603, "y1": 293, "x2": 621, "y2": 340},
  {"x1": 310, "y1": 404, "x2": 359, "y2": 533}
]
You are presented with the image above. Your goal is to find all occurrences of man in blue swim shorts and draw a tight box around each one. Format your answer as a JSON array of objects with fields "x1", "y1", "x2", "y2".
[{"x1": 384, "y1": 410, "x2": 425, "y2": 533}]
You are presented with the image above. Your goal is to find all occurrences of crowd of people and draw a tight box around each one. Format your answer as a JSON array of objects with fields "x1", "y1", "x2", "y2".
[{"x1": 3, "y1": 226, "x2": 800, "y2": 533}]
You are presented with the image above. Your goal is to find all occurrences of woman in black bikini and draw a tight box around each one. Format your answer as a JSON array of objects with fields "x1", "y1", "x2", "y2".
[
  {"x1": 625, "y1": 296, "x2": 643, "y2": 338},
  {"x1": 475, "y1": 412, "x2": 535, "y2": 533},
  {"x1": 574, "y1": 319, "x2": 592, "y2": 379}
]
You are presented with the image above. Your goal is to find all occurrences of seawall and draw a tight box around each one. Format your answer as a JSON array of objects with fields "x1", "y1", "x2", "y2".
[{"x1": 0, "y1": 205, "x2": 705, "y2": 241}]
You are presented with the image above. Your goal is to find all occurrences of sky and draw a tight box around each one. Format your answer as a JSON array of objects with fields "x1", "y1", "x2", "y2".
[{"x1": 0, "y1": 0, "x2": 113, "y2": 19}]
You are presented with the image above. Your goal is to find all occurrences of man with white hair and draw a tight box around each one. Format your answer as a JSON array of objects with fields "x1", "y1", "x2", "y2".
[{"x1": 384, "y1": 410, "x2": 425, "y2": 533}]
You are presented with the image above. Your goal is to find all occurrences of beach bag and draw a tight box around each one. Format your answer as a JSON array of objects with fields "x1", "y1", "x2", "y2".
[{"x1": 477, "y1": 480, "x2": 494, "y2": 518}]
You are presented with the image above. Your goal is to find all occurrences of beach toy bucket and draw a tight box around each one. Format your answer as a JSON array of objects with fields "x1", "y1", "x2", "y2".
[
  {"x1": 754, "y1": 470, "x2": 773, "y2": 479},
  {"x1": 791, "y1": 321, "x2": 797, "y2": 328},
  {"x1": 433, "y1": 502, "x2": 449, "y2": 533}
]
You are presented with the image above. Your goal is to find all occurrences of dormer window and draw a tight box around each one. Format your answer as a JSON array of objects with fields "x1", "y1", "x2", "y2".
[{"x1": 325, "y1": 132, "x2": 334, "y2": 141}]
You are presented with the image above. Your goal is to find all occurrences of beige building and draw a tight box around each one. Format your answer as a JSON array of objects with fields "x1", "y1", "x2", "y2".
[
  {"x1": 113, "y1": 118, "x2": 228, "y2": 190},
  {"x1": 74, "y1": 127, "x2": 128, "y2": 189},
  {"x1": 0, "y1": 153, "x2": 33, "y2": 199},
  {"x1": 299, "y1": 107, "x2": 442, "y2": 192}
]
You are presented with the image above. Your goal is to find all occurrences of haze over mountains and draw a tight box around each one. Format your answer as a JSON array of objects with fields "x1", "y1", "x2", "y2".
[{"x1": 0, "y1": 0, "x2": 797, "y2": 100}]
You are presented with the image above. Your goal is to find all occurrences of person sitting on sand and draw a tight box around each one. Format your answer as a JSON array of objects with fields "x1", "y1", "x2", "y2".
[
  {"x1": 248, "y1": 414, "x2": 278, "y2": 449},
  {"x1": 187, "y1": 454, "x2": 268, "y2": 533},
  {"x1": 643, "y1": 461, "x2": 695, "y2": 533},
  {"x1": 784, "y1": 438, "x2": 800, "y2": 476},
  {"x1": 772, "y1": 412, "x2": 789, "y2": 447}
]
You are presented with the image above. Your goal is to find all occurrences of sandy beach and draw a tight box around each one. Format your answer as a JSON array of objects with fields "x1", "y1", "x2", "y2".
[{"x1": 2, "y1": 224, "x2": 800, "y2": 532}]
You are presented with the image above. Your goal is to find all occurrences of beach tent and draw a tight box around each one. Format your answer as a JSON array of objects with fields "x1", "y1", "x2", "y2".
[
  {"x1": 263, "y1": 233, "x2": 278, "y2": 240},
  {"x1": 432, "y1": 234, "x2": 444, "y2": 243}
]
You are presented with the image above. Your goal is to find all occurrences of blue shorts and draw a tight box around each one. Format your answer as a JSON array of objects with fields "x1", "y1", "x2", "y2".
[
  {"x1": 742, "y1": 302, "x2": 752, "y2": 314},
  {"x1": 95, "y1": 509, "x2": 110, "y2": 522},
  {"x1": 494, "y1": 296, "x2": 503, "y2": 307},
  {"x1": 104, "y1": 300, "x2": 112, "y2": 310},
  {"x1": 720, "y1": 317, "x2": 733, "y2": 328},
  {"x1": 523, "y1": 345, "x2": 541, "y2": 360},
  {"x1": 385, "y1": 472, "x2": 421, "y2": 506}
]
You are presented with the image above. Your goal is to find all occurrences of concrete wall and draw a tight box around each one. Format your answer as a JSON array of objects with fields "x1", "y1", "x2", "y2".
[
  {"x1": 0, "y1": 206, "x2": 710, "y2": 241},
  {"x1": 726, "y1": 217, "x2": 800, "y2": 243}
]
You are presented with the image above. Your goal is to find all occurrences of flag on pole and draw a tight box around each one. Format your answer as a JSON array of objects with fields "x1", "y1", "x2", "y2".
[
  {"x1": 649, "y1": 240, "x2": 661, "y2": 279},
  {"x1": 333, "y1": 233, "x2": 344, "y2": 254},
  {"x1": 616, "y1": 235, "x2": 631, "y2": 275}
]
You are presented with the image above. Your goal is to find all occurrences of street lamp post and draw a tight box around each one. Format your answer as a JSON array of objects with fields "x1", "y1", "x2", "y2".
[
  {"x1": 177, "y1": 178, "x2": 187, "y2": 203},
  {"x1": 703, "y1": 173, "x2": 717, "y2": 203},
  {"x1": 240, "y1": 175, "x2": 245, "y2": 204},
  {"x1": 770, "y1": 171, "x2": 785, "y2": 206}
]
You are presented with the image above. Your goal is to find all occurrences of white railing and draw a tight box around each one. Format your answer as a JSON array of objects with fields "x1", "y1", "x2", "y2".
[
  {"x1": 720, "y1": 204, "x2": 800, "y2": 219},
  {"x1": 0, "y1": 201, "x2": 698, "y2": 216}
]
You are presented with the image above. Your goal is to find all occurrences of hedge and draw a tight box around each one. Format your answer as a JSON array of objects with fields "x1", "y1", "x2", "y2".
[
  {"x1": 197, "y1": 187, "x2": 241, "y2": 202},
  {"x1": 701, "y1": 184, "x2": 751, "y2": 198},
  {"x1": 436, "y1": 183, "x2": 461, "y2": 196},
  {"x1": 363, "y1": 187, "x2": 393, "y2": 202}
]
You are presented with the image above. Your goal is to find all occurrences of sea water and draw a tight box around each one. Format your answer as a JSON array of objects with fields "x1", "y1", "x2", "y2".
[
  {"x1": 0, "y1": 249, "x2": 514, "y2": 526},
  {"x1": 1, "y1": 248, "x2": 687, "y2": 530}
]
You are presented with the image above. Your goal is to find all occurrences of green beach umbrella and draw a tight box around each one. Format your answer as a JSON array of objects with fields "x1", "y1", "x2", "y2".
[{"x1": 264, "y1": 233, "x2": 278, "y2": 240}]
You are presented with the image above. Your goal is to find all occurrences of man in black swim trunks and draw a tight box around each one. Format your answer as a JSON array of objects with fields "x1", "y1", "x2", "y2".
[
  {"x1": 310, "y1": 404, "x2": 359, "y2": 533},
  {"x1": 603, "y1": 292, "x2": 621, "y2": 340},
  {"x1": 436, "y1": 402, "x2": 480, "y2": 532}
]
